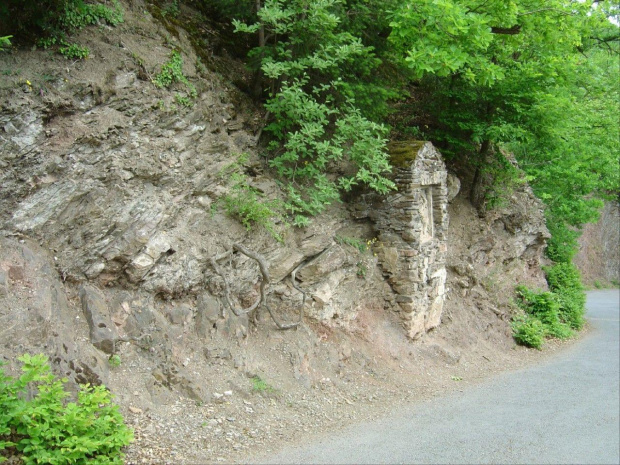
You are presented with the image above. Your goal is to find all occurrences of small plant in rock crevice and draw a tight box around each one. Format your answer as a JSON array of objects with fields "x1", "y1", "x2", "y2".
[
  {"x1": 108, "y1": 354, "x2": 122, "y2": 368},
  {"x1": 214, "y1": 154, "x2": 286, "y2": 242},
  {"x1": 152, "y1": 50, "x2": 197, "y2": 105},
  {"x1": 250, "y1": 375, "x2": 275, "y2": 394},
  {"x1": 335, "y1": 236, "x2": 378, "y2": 279},
  {"x1": 59, "y1": 42, "x2": 89, "y2": 60}
]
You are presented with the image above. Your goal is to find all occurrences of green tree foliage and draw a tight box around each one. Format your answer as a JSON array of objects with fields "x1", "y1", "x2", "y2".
[
  {"x1": 233, "y1": 0, "x2": 396, "y2": 225},
  {"x1": 220, "y1": 0, "x2": 618, "y2": 241},
  {"x1": 388, "y1": 0, "x2": 619, "y2": 260}
]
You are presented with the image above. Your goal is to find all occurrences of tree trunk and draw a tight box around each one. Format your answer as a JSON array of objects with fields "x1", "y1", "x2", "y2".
[
  {"x1": 469, "y1": 139, "x2": 491, "y2": 209},
  {"x1": 251, "y1": 0, "x2": 266, "y2": 99}
]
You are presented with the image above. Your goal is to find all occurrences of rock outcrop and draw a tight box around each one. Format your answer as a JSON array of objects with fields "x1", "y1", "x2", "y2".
[
  {"x1": 0, "y1": 1, "x2": 551, "y2": 415},
  {"x1": 369, "y1": 142, "x2": 450, "y2": 339}
]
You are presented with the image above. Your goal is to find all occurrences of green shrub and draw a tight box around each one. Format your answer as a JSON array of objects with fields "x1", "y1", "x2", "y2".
[
  {"x1": 1, "y1": 0, "x2": 123, "y2": 44},
  {"x1": 511, "y1": 315, "x2": 545, "y2": 349},
  {"x1": 513, "y1": 285, "x2": 574, "y2": 345},
  {"x1": 0, "y1": 354, "x2": 132, "y2": 464},
  {"x1": 544, "y1": 262, "x2": 586, "y2": 330}
]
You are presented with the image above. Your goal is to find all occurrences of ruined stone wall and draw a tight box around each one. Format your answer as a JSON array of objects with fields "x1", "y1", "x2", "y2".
[{"x1": 370, "y1": 141, "x2": 449, "y2": 339}]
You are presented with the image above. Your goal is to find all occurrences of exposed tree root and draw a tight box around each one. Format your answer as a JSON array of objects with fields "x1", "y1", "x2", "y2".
[{"x1": 210, "y1": 243, "x2": 304, "y2": 330}]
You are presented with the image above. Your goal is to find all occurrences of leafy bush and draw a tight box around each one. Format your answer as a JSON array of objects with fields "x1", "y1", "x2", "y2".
[
  {"x1": 0, "y1": 354, "x2": 132, "y2": 464},
  {"x1": 544, "y1": 262, "x2": 586, "y2": 330},
  {"x1": 0, "y1": 0, "x2": 123, "y2": 44},
  {"x1": 515, "y1": 286, "x2": 573, "y2": 339},
  {"x1": 234, "y1": 0, "x2": 395, "y2": 225},
  {"x1": 511, "y1": 315, "x2": 545, "y2": 349}
]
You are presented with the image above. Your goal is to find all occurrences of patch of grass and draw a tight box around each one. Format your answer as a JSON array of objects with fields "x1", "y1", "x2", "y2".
[
  {"x1": 335, "y1": 236, "x2": 377, "y2": 253},
  {"x1": 222, "y1": 176, "x2": 284, "y2": 242},
  {"x1": 217, "y1": 154, "x2": 285, "y2": 242},
  {"x1": 250, "y1": 375, "x2": 275, "y2": 394},
  {"x1": 174, "y1": 93, "x2": 193, "y2": 108}
]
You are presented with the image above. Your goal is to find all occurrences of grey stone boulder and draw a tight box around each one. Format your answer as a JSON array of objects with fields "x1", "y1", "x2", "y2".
[
  {"x1": 79, "y1": 285, "x2": 120, "y2": 354},
  {"x1": 195, "y1": 293, "x2": 221, "y2": 337}
]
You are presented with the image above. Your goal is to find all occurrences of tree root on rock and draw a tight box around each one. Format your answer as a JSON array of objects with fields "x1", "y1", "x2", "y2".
[{"x1": 209, "y1": 243, "x2": 304, "y2": 330}]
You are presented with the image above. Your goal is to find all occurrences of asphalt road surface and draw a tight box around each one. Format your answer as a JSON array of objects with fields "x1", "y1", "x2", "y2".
[{"x1": 258, "y1": 290, "x2": 620, "y2": 464}]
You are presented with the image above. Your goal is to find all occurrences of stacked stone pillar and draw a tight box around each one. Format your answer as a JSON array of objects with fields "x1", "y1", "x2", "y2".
[{"x1": 372, "y1": 141, "x2": 449, "y2": 339}]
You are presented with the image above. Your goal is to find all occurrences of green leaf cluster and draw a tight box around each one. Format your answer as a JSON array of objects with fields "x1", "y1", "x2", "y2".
[
  {"x1": 0, "y1": 36, "x2": 11, "y2": 51},
  {"x1": 153, "y1": 50, "x2": 198, "y2": 104},
  {"x1": 388, "y1": 0, "x2": 619, "y2": 259},
  {"x1": 225, "y1": 0, "x2": 618, "y2": 241},
  {"x1": 512, "y1": 262, "x2": 586, "y2": 348},
  {"x1": 0, "y1": 354, "x2": 133, "y2": 464},
  {"x1": 544, "y1": 262, "x2": 586, "y2": 330},
  {"x1": 234, "y1": 0, "x2": 396, "y2": 224}
]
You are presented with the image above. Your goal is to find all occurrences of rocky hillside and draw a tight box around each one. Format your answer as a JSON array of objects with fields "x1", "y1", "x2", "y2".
[
  {"x1": 0, "y1": 1, "x2": 553, "y2": 462},
  {"x1": 575, "y1": 201, "x2": 620, "y2": 287}
]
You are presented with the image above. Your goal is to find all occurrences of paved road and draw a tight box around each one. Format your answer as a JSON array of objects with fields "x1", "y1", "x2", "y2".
[{"x1": 258, "y1": 290, "x2": 620, "y2": 464}]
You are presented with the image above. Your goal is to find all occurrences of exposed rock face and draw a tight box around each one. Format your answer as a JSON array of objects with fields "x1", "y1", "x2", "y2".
[
  {"x1": 370, "y1": 141, "x2": 449, "y2": 339},
  {"x1": 0, "y1": 2, "x2": 552, "y2": 420},
  {"x1": 575, "y1": 201, "x2": 620, "y2": 285}
]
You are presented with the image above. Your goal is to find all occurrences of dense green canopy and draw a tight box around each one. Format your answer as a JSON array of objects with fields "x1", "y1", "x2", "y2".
[{"x1": 228, "y1": 0, "x2": 618, "y2": 259}]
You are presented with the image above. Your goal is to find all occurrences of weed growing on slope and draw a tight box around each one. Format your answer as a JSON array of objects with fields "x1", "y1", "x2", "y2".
[{"x1": 153, "y1": 50, "x2": 197, "y2": 106}]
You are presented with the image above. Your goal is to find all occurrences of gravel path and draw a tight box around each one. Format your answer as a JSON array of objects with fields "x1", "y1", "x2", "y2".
[{"x1": 254, "y1": 290, "x2": 620, "y2": 464}]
